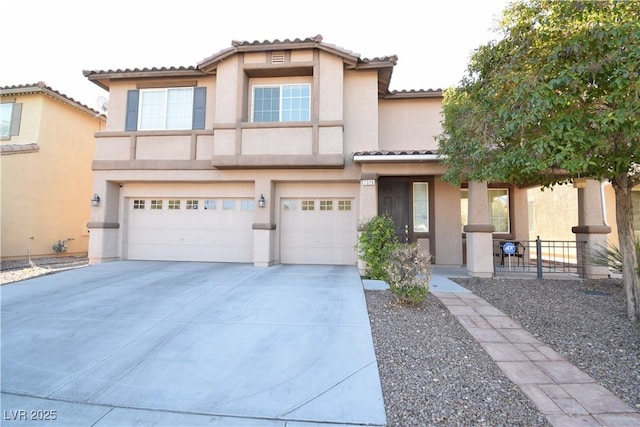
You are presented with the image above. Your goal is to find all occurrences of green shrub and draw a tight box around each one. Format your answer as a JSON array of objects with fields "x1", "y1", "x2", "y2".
[
  {"x1": 384, "y1": 243, "x2": 431, "y2": 305},
  {"x1": 357, "y1": 214, "x2": 398, "y2": 281}
]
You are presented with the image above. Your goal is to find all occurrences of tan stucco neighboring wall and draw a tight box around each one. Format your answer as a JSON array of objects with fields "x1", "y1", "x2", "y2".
[
  {"x1": 1, "y1": 93, "x2": 103, "y2": 259},
  {"x1": 528, "y1": 184, "x2": 582, "y2": 241},
  {"x1": 527, "y1": 181, "x2": 640, "y2": 249}
]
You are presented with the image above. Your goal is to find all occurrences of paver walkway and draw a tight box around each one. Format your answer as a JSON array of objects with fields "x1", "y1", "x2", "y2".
[{"x1": 432, "y1": 287, "x2": 640, "y2": 427}]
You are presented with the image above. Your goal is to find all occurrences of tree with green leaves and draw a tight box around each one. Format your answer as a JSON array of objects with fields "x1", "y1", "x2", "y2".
[{"x1": 438, "y1": 0, "x2": 640, "y2": 320}]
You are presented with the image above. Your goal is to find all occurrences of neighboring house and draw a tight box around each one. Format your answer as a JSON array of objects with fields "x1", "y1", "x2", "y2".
[
  {"x1": 1, "y1": 82, "x2": 105, "y2": 260},
  {"x1": 82, "y1": 35, "x2": 567, "y2": 276},
  {"x1": 529, "y1": 183, "x2": 640, "y2": 248}
]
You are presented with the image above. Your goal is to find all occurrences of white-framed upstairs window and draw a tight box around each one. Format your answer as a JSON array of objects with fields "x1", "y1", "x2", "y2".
[
  {"x1": 125, "y1": 86, "x2": 206, "y2": 131},
  {"x1": 138, "y1": 88, "x2": 193, "y2": 130},
  {"x1": 252, "y1": 83, "x2": 310, "y2": 122}
]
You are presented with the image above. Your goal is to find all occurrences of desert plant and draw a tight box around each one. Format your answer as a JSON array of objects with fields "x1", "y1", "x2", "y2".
[
  {"x1": 384, "y1": 243, "x2": 431, "y2": 305},
  {"x1": 589, "y1": 240, "x2": 640, "y2": 276},
  {"x1": 357, "y1": 214, "x2": 398, "y2": 281}
]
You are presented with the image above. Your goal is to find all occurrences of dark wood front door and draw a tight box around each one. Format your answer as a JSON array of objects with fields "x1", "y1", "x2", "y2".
[{"x1": 378, "y1": 179, "x2": 410, "y2": 243}]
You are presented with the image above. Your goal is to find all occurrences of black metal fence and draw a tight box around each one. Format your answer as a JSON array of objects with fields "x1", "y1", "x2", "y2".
[{"x1": 493, "y1": 237, "x2": 587, "y2": 278}]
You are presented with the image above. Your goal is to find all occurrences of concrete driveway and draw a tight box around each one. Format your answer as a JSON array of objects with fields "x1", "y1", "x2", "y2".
[{"x1": 1, "y1": 262, "x2": 386, "y2": 426}]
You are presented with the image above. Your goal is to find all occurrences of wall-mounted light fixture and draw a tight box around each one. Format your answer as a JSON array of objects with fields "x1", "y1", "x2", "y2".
[
  {"x1": 91, "y1": 193, "x2": 101, "y2": 207},
  {"x1": 258, "y1": 194, "x2": 266, "y2": 208}
]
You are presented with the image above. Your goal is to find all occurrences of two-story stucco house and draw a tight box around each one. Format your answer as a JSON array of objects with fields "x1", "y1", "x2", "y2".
[
  {"x1": 85, "y1": 35, "x2": 609, "y2": 277},
  {"x1": 1, "y1": 82, "x2": 105, "y2": 260}
]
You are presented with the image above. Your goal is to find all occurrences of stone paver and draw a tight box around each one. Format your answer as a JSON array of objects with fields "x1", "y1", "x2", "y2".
[{"x1": 432, "y1": 289, "x2": 640, "y2": 427}]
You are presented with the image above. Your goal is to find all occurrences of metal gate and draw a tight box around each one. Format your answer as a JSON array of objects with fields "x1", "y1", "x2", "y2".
[{"x1": 493, "y1": 237, "x2": 586, "y2": 278}]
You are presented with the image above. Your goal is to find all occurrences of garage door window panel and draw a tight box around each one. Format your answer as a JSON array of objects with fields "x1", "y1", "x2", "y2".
[
  {"x1": 320, "y1": 200, "x2": 333, "y2": 211},
  {"x1": 338, "y1": 200, "x2": 352, "y2": 211},
  {"x1": 241, "y1": 200, "x2": 255, "y2": 211},
  {"x1": 151, "y1": 200, "x2": 163, "y2": 210}
]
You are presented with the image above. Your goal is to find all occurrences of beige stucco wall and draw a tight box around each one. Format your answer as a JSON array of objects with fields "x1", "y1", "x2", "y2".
[
  {"x1": 344, "y1": 71, "x2": 379, "y2": 156},
  {"x1": 1, "y1": 93, "x2": 103, "y2": 259},
  {"x1": 378, "y1": 98, "x2": 442, "y2": 151}
]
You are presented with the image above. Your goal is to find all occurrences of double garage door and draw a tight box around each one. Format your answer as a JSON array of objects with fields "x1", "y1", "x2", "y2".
[
  {"x1": 125, "y1": 189, "x2": 357, "y2": 265},
  {"x1": 127, "y1": 197, "x2": 255, "y2": 262}
]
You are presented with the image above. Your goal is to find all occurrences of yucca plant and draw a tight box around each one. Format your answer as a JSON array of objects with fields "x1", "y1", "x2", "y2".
[{"x1": 588, "y1": 240, "x2": 640, "y2": 276}]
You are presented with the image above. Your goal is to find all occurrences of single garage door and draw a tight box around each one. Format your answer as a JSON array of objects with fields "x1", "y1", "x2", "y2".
[
  {"x1": 280, "y1": 198, "x2": 357, "y2": 265},
  {"x1": 126, "y1": 197, "x2": 254, "y2": 262}
]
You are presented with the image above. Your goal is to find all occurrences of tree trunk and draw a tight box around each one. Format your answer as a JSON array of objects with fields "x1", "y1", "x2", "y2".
[{"x1": 612, "y1": 174, "x2": 640, "y2": 322}]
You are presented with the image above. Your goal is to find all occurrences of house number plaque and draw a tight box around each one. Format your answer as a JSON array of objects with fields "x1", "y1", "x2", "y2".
[{"x1": 361, "y1": 179, "x2": 376, "y2": 186}]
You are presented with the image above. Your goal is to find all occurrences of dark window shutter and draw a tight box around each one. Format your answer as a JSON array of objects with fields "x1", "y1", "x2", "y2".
[
  {"x1": 10, "y1": 103, "x2": 22, "y2": 136},
  {"x1": 125, "y1": 90, "x2": 139, "y2": 131},
  {"x1": 192, "y1": 87, "x2": 206, "y2": 130}
]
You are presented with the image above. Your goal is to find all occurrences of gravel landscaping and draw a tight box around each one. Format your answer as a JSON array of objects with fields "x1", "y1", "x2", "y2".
[
  {"x1": 366, "y1": 275, "x2": 640, "y2": 426},
  {"x1": 0, "y1": 256, "x2": 89, "y2": 284},
  {"x1": 366, "y1": 290, "x2": 551, "y2": 427},
  {"x1": 457, "y1": 276, "x2": 640, "y2": 413}
]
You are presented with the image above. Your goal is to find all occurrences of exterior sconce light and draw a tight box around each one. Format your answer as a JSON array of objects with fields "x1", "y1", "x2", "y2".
[
  {"x1": 573, "y1": 177, "x2": 587, "y2": 189},
  {"x1": 91, "y1": 193, "x2": 101, "y2": 207},
  {"x1": 258, "y1": 194, "x2": 266, "y2": 208}
]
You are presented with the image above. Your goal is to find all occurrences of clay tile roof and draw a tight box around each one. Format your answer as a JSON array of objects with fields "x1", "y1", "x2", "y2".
[
  {"x1": 82, "y1": 65, "x2": 198, "y2": 77},
  {"x1": 353, "y1": 149, "x2": 439, "y2": 156},
  {"x1": 386, "y1": 89, "x2": 443, "y2": 98},
  {"x1": 0, "y1": 82, "x2": 102, "y2": 117},
  {"x1": 83, "y1": 36, "x2": 411, "y2": 95},
  {"x1": 231, "y1": 34, "x2": 325, "y2": 47}
]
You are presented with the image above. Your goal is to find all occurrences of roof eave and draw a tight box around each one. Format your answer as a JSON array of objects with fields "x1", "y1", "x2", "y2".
[
  {"x1": 198, "y1": 39, "x2": 361, "y2": 72},
  {"x1": 83, "y1": 68, "x2": 204, "y2": 91},
  {"x1": 1, "y1": 83, "x2": 103, "y2": 118}
]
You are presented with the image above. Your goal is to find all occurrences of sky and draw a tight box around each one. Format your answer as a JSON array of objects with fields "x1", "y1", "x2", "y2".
[{"x1": 1, "y1": 0, "x2": 511, "y2": 110}]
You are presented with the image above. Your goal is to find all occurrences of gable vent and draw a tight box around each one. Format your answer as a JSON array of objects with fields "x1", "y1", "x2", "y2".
[{"x1": 271, "y1": 51, "x2": 285, "y2": 64}]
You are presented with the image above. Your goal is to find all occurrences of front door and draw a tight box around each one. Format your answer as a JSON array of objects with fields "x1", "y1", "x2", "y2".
[{"x1": 378, "y1": 179, "x2": 410, "y2": 243}]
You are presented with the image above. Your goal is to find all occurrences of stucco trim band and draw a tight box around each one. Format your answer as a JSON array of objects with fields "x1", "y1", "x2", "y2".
[
  {"x1": 571, "y1": 225, "x2": 612, "y2": 234},
  {"x1": 212, "y1": 154, "x2": 344, "y2": 169},
  {"x1": 463, "y1": 224, "x2": 496, "y2": 233}
]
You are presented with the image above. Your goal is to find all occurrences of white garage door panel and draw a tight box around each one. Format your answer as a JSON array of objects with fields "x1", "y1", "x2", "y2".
[
  {"x1": 280, "y1": 198, "x2": 356, "y2": 265},
  {"x1": 127, "y1": 198, "x2": 253, "y2": 262}
]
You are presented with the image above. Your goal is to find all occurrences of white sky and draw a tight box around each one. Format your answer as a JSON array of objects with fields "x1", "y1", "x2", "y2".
[{"x1": 1, "y1": 0, "x2": 510, "y2": 109}]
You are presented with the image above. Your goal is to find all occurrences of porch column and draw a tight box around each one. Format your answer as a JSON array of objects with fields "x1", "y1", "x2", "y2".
[
  {"x1": 572, "y1": 179, "x2": 611, "y2": 278},
  {"x1": 357, "y1": 173, "x2": 379, "y2": 274},
  {"x1": 253, "y1": 179, "x2": 276, "y2": 267},
  {"x1": 87, "y1": 179, "x2": 121, "y2": 263},
  {"x1": 464, "y1": 181, "x2": 495, "y2": 277}
]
